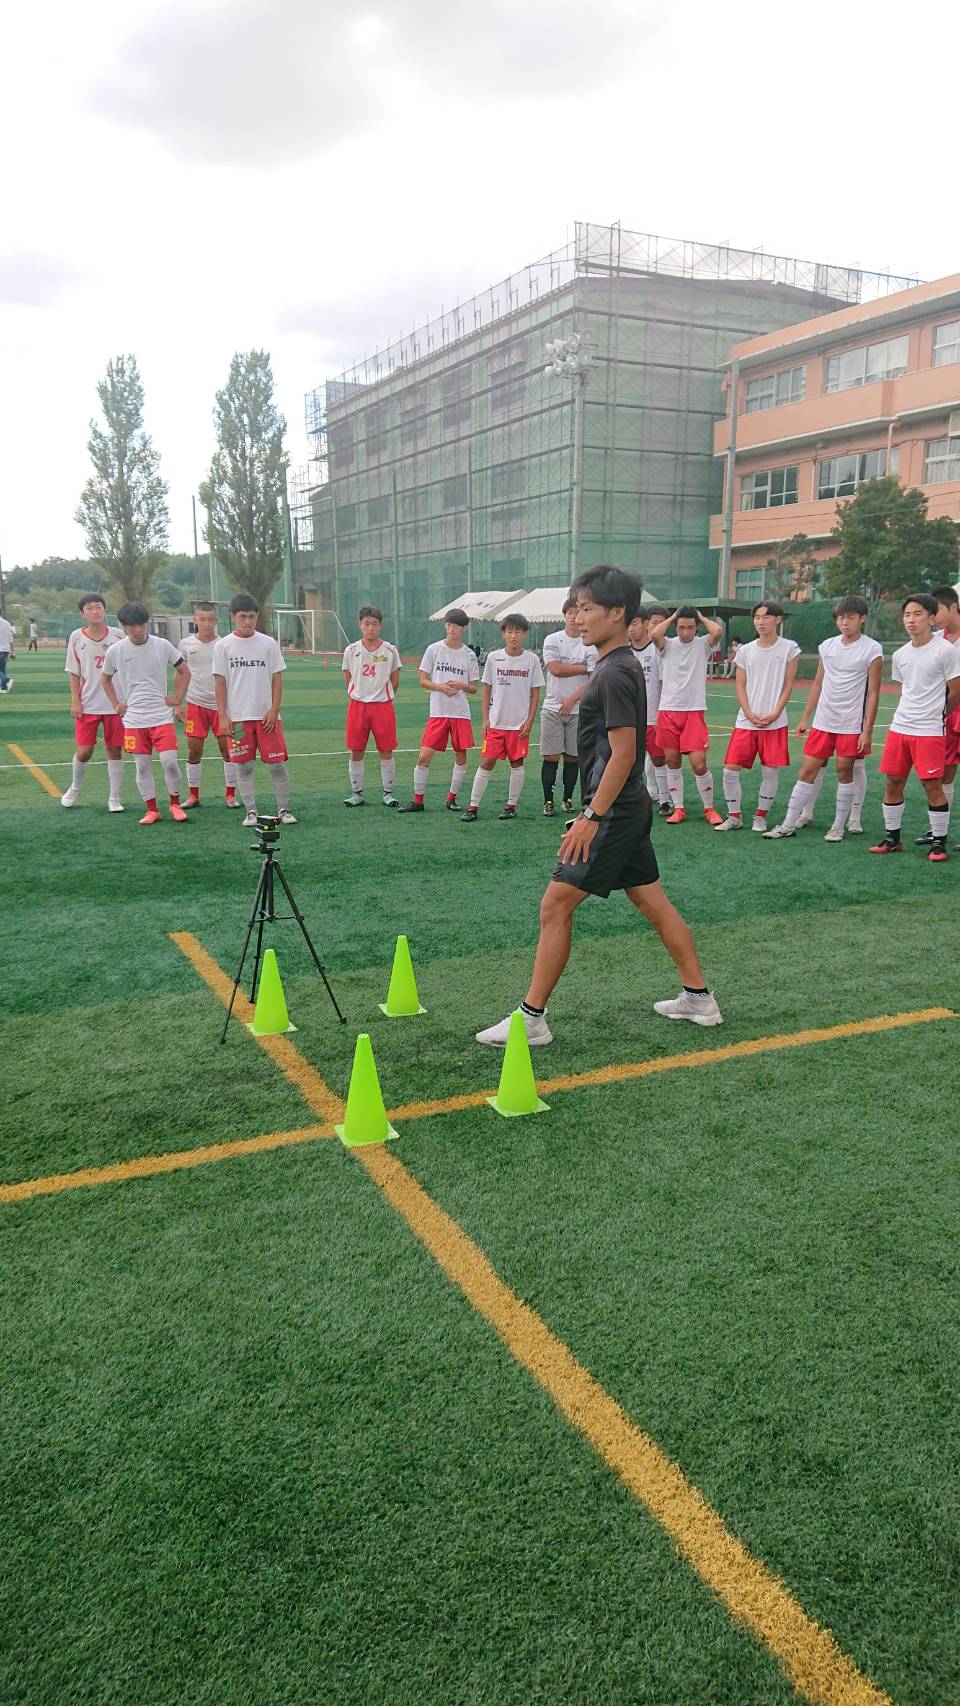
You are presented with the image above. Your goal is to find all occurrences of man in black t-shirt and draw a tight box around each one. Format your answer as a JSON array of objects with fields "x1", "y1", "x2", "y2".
[{"x1": 476, "y1": 564, "x2": 723, "y2": 1047}]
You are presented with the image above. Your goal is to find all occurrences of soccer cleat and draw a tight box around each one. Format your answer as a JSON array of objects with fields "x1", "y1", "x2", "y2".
[
  {"x1": 168, "y1": 801, "x2": 189, "y2": 822},
  {"x1": 498, "y1": 805, "x2": 517, "y2": 820},
  {"x1": 795, "y1": 813, "x2": 814, "y2": 829},
  {"x1": 461, "y1": 806, "x2": 479, "y2": 822},
  {"x1": 751, "y1": 815, "x2": 768, "y2": 833},
  {"x1": 665, "y1": 807, "x2": 686, "y2": 824},
  {"x1": 398, "y1": 800, "x2": 424, "y2": 813},
  {"x1": 762, "y1": 823, "x2": 795, "y2": 839},
  {"x1": 713, "y1": 815, "x2": 743, "y2": 831},
  {"x1": 476, "y1": 1008, "x2": 553, "y2": 1047},
  {"x1": 344, "y1": 792, "x2": 366, "y2": 807},
  {"x1": 703, "y1": 807, "x2": 724, "y2": 827},
  {"x1": 60, "y1": 785, "x2": 80, "y2": 808},
  {"x1": 653, "y1": 990, "x2": 724, "y2": 1027},
  {"x1": 3, "y1": 680, "x2": 12, "y2": 693},
  {"x1": 182, "y1": 794, "x2": 201, "y2": 809},
  {"x1": 139, "y1": 807, "x2": 162, "y2": 826},
  {"x1": 929, "y1": 838, "x2": 948, "y2": 862},
  {"x1": 823, "y1": 826, "x2": 844, "y2": 843},
  {"x1": 915, "y1": 829, "x2": 933, "y2": 845},
  {"x1": 382, "y1": 793, "x2": 398, "y2": 807},
  {"x1": 543, "y1": 799, "x2": 555, "y2": 817},
  {"x1": 846, "y1": 813, "x2": 864, "y2": 834},
  {"x1": 657, "y1": 800, "x2": 673, "y2": 818},
  {"x1": 445, "y1": 793, "x2": 459, "y2": 811},
  {"x1": 278, "y1": 808, "x2": 297, "y2": 825},
  {"x1": 242, "y1": 810, "x2": 258, "y2": 827},
  {"x1": 107, "y1": 797, "x2": 125, "y2": 813},
  {"x1": 869, "y1": 833, "x2": 902, "y2": 854},
  {"x1": 562, "y1": 797, "x2": 575, "y2": 811}
]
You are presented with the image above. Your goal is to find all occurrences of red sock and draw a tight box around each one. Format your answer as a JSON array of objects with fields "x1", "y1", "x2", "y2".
[
  {"x1": 145, "y1": 797, "x2": 158, "y2": 812},
  {"x1": 225, "y1": 786, "x2": 235, "y2": 798},
  {"x1": 414, "y1": 793, "x2": 424, "y2": 804},
  {"x1": 169, "y1": 792, "x2": 180, "y2": 805}
]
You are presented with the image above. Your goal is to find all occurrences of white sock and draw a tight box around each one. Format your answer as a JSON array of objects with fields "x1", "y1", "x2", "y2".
[
  {"x1": 223, "y1": 761, "x2": 238, "y2": 789},
  {"x1": 348, "y1": 758, "x2": 364, "y2": 793},
  {"x1": 237, "y1": 762, "x2": 257, "y2": 810},
  {"x1": 694, "y1": 769, "x2": 714, "y2": 811},
  {"x1": 160, "y1": 751, "x2": 182, "y2": 797},
  {"x1": 134, "y1": 755, "x2": 155, "y2": 803},
  {"x1": 470, "y1": 767, "x2": 492, "y2": 808},
  {"x1": 944, "y1": 781, "x2": 955, "y2": 808},
  {"x1": 187, "y1": 762, "x2": 202, "y2": 790},
  {"x1": 413, "y1": 763, "x2": 429, "y2": 796},
  {"x1": 804, "y1": 767, "x2": 826, "y2": 811},
  {"x1": 508, "y1": 766, "x2": 525, "y2": 807},
  {"x1": 757, "y1": 765, "x2": 780, "y2": 817},
  {"x1": 106, "y1": 758, "x2": 123, "y2": 798},
  {"x1": 929, "y1": 806, "x2": 950, "y2": 838},
  {"x1": 852, "y1": 760, "x2": 867, "y2": 813},
  {"x1": 783, "y1": 777, "x2": 816, "y2": 832},
  {"x1": 654, "y1": 765, "x2": 670, "y2": 805},
  {"x1": 272, "y1": 762, "x2": 290, "y2": 811},
  {"x1": 832, "y1": 780, "x2": 855, "y2": 829},
  {"x1": 450, "y1": 761, "x2": 467, "y2": 796},
  {"x1": 380, "y1": 757, "x2": 396, "y2": 792},
  {"x1": 644, "y1": 755, "x2": 657, "y2": 795},
  {"x1": 883, "y1": 802, "x2": 904, "y2": 833},
  {"x1": 71, "y1": 755, "x2": 90, "y2": 793},
  {"x1": 722, "y1": 768, "x2": 742, "y2": 817},
  {"x1": 667, "y1": 766, "x2": 683, "y2": 809}
]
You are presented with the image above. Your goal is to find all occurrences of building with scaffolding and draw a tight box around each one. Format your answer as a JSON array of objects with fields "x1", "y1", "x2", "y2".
[{"x1": 290, "y1": 224, "x2": 918, "y2": 650}]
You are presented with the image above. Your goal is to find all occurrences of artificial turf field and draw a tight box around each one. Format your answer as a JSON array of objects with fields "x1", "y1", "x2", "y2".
[{"x1": 2, "y1": 651, "x2": 959, "y2": 1706}]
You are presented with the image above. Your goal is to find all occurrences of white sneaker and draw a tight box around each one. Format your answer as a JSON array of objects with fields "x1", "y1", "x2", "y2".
[
  {"x1": 751, "y1": 815, "x2": 769, "y2": 833},
  {"x1": 847, "y1": 814, "x2": 864, "y2": 834},
  {"x1": 476, "y1": 1008, "x2": 553, "y2": 1047},
  {"x1": 107, "y1": 797, "x2": 125, "y2": 813},
  {"x1": 713, "y1": 815, "x2": 743, "y2": 831},
  {"x1": 344, "y1": 793, "x2": 366, "y2": 807},
  {"x1": 762, "y1": 822, "x2": 795, "y2": 839},
  {"x1": 242, "y1": 810, "x2": 258, "y2": 827},
  {"x1": 795, "y1": 813, "x2": 814, "y2": 829},
  {"x1": 4, "y1": 680, "x2": 12, "y2": 693},
  {"x1": 60, "y1": 785, "x2": 79, "y2": 808},
  {"x1": 824, "y1": 825, "x2": 844, "y2": 842},
  {"x1": 278, "y1": 808, "x2": 297, "y2": 825},
  {"x1": 382, "y1": 793, "x2": 398, "y2": 807},
  {"x1": 653, "y1": 990, "x2": 724, "y2": 1027}
]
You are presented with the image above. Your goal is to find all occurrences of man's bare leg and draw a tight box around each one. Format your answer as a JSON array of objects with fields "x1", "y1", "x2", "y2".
[
  {"x1": 525, "y1": 882, "x2": 589, "y2": 1009},
  {"x1": 625, "y1": 880, "x2": 705, "y2": 986}
]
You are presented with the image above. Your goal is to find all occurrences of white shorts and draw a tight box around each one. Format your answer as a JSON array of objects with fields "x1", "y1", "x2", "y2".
[{"x1": 540, "y1": 708, "x2": 579, "y2": 758}]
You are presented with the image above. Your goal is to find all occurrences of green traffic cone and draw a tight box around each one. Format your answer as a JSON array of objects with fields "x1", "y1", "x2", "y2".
[
  {"x1": 336, "y1": 1034, "x2": 398, "y2": 1147},
  {"x1": 379, "y1": 934, "x2": 426, "y2": 1017},
  {"x1": 487, "y1": 1011, "x2": 549, "y2": 1118},
  {"x1": 247, "y1": 949, "x2": 296, "y2": 1035}
]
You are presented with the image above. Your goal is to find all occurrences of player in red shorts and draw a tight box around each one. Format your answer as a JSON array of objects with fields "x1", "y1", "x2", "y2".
[
  {"x1": 716, "y1": 601, "x2": 800, "y2": 832},
  {"x1": 927, "y1": 586, "x2": 960, "y2": 849},
  {"x1": 461, "y1": 613, "x2": 544, "y2": 821},
  {"x1": 178, "y1": 601, "x2": 240, "y2": 809},
  {"x1": 61, "y1": 593, "x2": 125, "y2": 811},
  {"x1": 100, "y1": 602, "x2": 190, "y2": 824},
  {"x1": 871, "y1": 594, "x2": 960, "y2": 862},
  {"x1": 341, "y1": 605, "x2": 402, "y2": 807},
  {"x1": 649, "y1": 605, "x2": 725, "y2": 824},
  {"x1": 398, "y1": 609, "x2": 480, "y2": 813},
  {"x1": 213, "y1": 593, "x2": 293, "y2": 827}
]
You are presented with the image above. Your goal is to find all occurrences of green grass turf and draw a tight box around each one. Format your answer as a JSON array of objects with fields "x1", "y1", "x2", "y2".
[{"x1": 2, "y1": 651, "x2": 959, "y2": 1703}]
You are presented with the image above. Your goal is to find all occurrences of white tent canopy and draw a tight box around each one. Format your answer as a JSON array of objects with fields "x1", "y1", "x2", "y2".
[
  {"x1": 428, "y1": 590, "x2": 521, "y2": 622},
  {"x1": 505, "y1": 585, "x2": 665, "y2": 625}
]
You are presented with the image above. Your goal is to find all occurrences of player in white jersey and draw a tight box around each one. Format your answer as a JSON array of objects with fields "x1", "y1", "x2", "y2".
[
  {"x1": 925, "y1": 586, "x2": 960, "y2": 849},
  {"x1": 628, "y1": 607, "x2": 671, "y2": 815},
  {"x1": 341, "y1": 605, "x2": 402, "y2": 807},
  {"x1": 0, "y1": 612, "x2": 14, "y2": 691},
  {"x1": 178, "y1": 602, "x2": 240, "y2": 809},
  {"x1": 871, "y1": 593, "x2": 960, "y2": 861},
  {"x1": 649, "y1": 605, "x2": 726, "y2": 825},
  {"x1": 213, "y1": 594, "x2": 294, "y2": 826},
  {"x1": 764, "y1": 597, "x2": 882, "y2": 841},
  {"x1": 398, "y1": 609, "x2": 480, "y2": 813},
  {"x1": 718, "y1": 602, "x2": 800, "y2": 832},
  {"x1": 61, "y1": 593, "x2": 126, "y2": 811},
  {"x1": 462, "y1": 614, "x2": 544, "y2": 821},
  {"x1": 101, "y1": 601, "x2": 190, "y2": 824},
  {"x1": 539, "y1": 597, "x2": 596, "y2": 816}
]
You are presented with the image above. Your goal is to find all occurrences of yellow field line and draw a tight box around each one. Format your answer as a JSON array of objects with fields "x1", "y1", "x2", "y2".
[
  {"x1": 170, "y1": 931, "x2": 344, "y2": 1125},
  {"x1": 358, "y1": 1141, "x2": 891, "y2": 1706},
  {"x1": 6, "y1": 742, "x2": 61, "y2": 798},
  {"x1": 0, "y1": 1124, "x2": 335, "y2": 1204}
]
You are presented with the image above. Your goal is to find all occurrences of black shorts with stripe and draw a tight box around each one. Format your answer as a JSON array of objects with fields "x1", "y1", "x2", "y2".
[{"x1": 551, "y1": 797, "x2": 659, "y2": 899}]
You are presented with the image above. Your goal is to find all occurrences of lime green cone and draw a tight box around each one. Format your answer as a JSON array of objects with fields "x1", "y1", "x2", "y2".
[
  {"x1": 379, "y1": 934, "x2": 427, "y2": 1016},
  {"x1": 487, "y1": 1011, "x2": 549, "y2": 1118},
  {"x1": 336, "y1": 1033, "x2": 398, "y2": 1147},
  {"x1": 246, "y1": 949, "x2": 296, "y2": 1036}
]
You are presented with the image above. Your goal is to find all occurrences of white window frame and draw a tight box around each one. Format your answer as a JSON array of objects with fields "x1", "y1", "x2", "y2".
[
  {"x1": 743, "y1": 366, "x2": 806, "y2": 414},
  {"x1": 923, "y1": 435, "x2": 960, "y2": 484},
  {"x1": 739, "y1": 465, "x2": 799, "y2": 511},
  {"x1": 817, "y1": 449, "x2": 886, "y2": 501},
  {"x1": 823, "y1": 335, "x2": 909, "y2": 394},
  {"x1": 932, "y1": 321, "x2": 960, "y2": 368}
]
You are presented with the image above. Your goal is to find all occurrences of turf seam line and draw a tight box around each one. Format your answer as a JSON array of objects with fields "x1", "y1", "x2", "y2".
[
  {"x1": 0, "y1": 1124, "x2": 335, "y2": 1203},
  {"x1": 357, "y1": 1141, "x2": 893, "y2": 1706},
  {"x1": 5, "y1": 742, "x2": 62, "y2": 797}
]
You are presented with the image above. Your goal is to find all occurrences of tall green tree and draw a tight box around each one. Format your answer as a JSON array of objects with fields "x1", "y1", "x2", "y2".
[
  {"x1": 763, "y1": 533, "x2": 822, "y2": 603},
  {"x1": 823, "y1": 477, "x2": 958, "y2": 609},
  {"x1": 199, "y1": 351, "x2": 288, "y2": 631},
  {"x1": 75, "y1": 356, "x2": 169, "y2": 603}
]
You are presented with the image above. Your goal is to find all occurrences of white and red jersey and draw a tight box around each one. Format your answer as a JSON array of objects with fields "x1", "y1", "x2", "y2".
[
  {"x1": 659, "y1": 635, "x2": 711, "y2": 712},
  {"x1": 180, "y1": 634, "x2": 220, "y2": 709},
  {"x1": 213, "y1": 630, "x2": 285, "y2": 722},
  {"x1": 734, "y1": 636, "x2": 801, "y2": 730},
  {"x1": 813, "y1": 634, "x2": 884, "y2": 734},
  {"x1": 65, "y1": 625, "x2": 124, "y2": 714},
  {"x1": 633, "y1": 641, "x2": 662, "y2": 724},
  {"x1": 342, "y1": 639, "x2": 401, "y2": 703},
  {"x1": 890, "y1": 637, "x2": 960, "y2": 737},
  {"x1": 482, "y1": 648, "x2": 545, "y2": 730},
  {"x1": 419, "y1": 641, "x2": 480, "y2": 719},
  {"x1": 101, "y1": 634, "x2": 182, "y2": 728}
]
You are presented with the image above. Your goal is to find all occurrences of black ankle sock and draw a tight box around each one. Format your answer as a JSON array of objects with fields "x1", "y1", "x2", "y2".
[
  {"x1": 683, "y1": 986, "x2": 709, "y2": 996},
  {"x1": 520, "y1": 1000, "x2": 545, "y2": 1017}
]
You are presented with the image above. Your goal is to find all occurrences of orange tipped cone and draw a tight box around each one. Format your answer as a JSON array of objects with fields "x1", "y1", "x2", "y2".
[
  {"x1": 487, "y1": 1011, "x2": 549, "y2": 1118},
  {"x1": 247, "y1": 949, "x2": 296, "y2": 1035},
  {"x1": 336, "y1": 1034, "x2": 398, "y2": 1147},
  {"x1": 379, "y1": 934, "x2": 426, "y2": 1016}
]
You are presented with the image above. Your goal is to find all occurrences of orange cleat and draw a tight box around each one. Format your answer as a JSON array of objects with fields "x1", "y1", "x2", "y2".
[
  {"x1": 139, "y1": 808, "x2": 162, "y2": 826},
  {"x1": 168, "y1": 801, "x2": 188, "y2": 822},
  {"x1": 703, "y1": 807, "x2": 724, "y2": 827},
  {"x1": 665, "y1": 807, "x2": 687, "y2": 824}
]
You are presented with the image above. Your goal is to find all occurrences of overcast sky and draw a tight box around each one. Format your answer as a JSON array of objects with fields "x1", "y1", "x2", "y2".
[{"x1": 1, "y1": 0, "x2": 952, "y2": 566}]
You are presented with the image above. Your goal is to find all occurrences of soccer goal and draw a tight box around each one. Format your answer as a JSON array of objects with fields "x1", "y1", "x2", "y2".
[{"x1": 274, "y1": 608, "x2": 316, "y2": 653}]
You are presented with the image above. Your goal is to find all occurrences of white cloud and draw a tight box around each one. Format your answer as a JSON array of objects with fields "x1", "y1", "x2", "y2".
[{"x1": 0, "y1": 252, "x2": 82, "y2": 308}]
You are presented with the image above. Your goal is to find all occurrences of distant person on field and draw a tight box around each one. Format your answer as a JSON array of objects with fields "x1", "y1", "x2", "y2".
[
  {"x1": 716, "y1": 601, "x2": 800, "y2": 833},
  {"x1": 101, "y1": 602, "x2": 190, "y2": 825},
  {"x1": 0, "y1": 612, "x2": 15, "y2": 693},
  {"x1": 870, "y1": 593, "x2": 960, "y2": 863},
  {"x1": 462, "y1": 613, "x2": 543, "y2": 822},
  {"x1": 61, "y1": 594, "x2": 125, "y2": 810},
  {"x1": 628, "y1": 605, "x2": 670, "y2": 815},
  {"x1": 28, "y1": 619, "x2": 39, "y2": 652},
  {"x1": 539, "y1": 596, "x2": 596, "y2": 817},
  {"x1": 398, "y1": 608, "x2": 480, "y2": 814},
  {"x1": 723, "y1": 639, "x2": 740, "y2": 679},
  {"x1": 928, "y1": 585, "x2": 960, "y2": 850},
  {"x1": 648, "y1": 605, "x2": 726, "y2": 825},
  {"x1": 178, "y1": 600, "x2": 241, "y2": 809},
  {"x1": 213, "y1": 593, "x2": 295, "y2": 828},
  {"x1": 341, "y1": 604, "x2": 402, "y2": 808}
]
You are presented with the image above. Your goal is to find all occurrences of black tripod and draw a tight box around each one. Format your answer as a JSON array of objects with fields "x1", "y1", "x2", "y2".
[{"x1": 219, "y1": 830, "x2": 346, "y2": 1044}]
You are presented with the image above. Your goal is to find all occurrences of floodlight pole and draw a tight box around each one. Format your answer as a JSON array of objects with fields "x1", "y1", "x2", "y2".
[
  {"x1": 191, "y1": 496, "x2": 202, "y2": 602},
  {"x1": 718, "y1": 359, "x2": 740, "y2": 601}
]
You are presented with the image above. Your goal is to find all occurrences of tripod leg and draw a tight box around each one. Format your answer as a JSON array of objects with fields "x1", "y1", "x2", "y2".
[
  {"x1": 273, "y1": 860, "x2": 347, "y2": 1024},
  {"x1": 250, "y1": 861, "x2": 274, "y2": 1003},
  {"x1": 220, "y1": 863, "x2": 269, "y2": 1045}
]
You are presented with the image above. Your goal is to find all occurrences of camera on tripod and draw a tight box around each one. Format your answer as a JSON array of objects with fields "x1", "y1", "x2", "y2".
[{"x1": 252, "y1": 813, "x2": 281, "y2": 852}]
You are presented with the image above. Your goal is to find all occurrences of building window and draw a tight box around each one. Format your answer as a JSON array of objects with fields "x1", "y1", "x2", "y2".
[
  {"x1": 491, "y1": 461, "x2": 525, "y2": 501},
  {"x1": 488, "y1": 336, "x2": 527, "y2": 377},
  {"x1": 743, "y1": 366, "x2": 805, "y2": 413},
  {"x1": 739, "y1": 466, "x2": 799, "y2": 510},
  {"x1": 823, "y1": 336, "x2": 908, "y2": 394},
  {"x1": 441, "y1": 365, "x2": 472, "y2": 433},
  {"x1": 491, "y1": 375, "x2": 527, "y2": 416},
  {"x1": 442, "y1": 475, "x2": 468, "y2": 510},
  {"x1": 328, "y1": 421, "x2": 355, "y2": 470},
  {"x1": 364, "y1": 404, "x2": 389, "y2": 460},
  {"x1": 402, "y1": 488, "x2": 429, "y2": 521},
  {"x1": 336, "y1": 501, "x2": 357, "y2": 534},
  {"x1": 735, "y1": 569, "x2": 765, "y2": 600},
  {"x1": 933, "y1": 321, "x2": 960, "y2": 368},
  {"x1": 923, "y1": 435, "x2": 960, "y2": 484},
  {"x1": 817, "y1": 449, "x2": 886, "y2": 500},
  {"x1": 490, "y1": 502, "x2": 525, "y2": 541},
  {"x1": 399, "y1": 384, "x2": 429, "y2": 453},
  {"x1": 366, "y1": 496, "x2": 391, "y2": 526}
]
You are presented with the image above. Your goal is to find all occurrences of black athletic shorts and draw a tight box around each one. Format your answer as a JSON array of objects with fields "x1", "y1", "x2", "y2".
[{"x1": 551, "y1": 798, "x2": 659, "y2": 899}]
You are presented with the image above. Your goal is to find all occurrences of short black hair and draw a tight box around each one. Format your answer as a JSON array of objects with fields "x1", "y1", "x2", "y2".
[
  {"x1": 834, "y1": 595, "x2": 869, "y2": 618},
  {"x1": 229, "y1": 593, "x2": 259, "y2": 614},
  {"x1": 902, "y1": 592, "x2": 938, "y2": 615},
  {"x1": 561, "y1": 596, "x2": 578, "y2": 615},
  {"x1": 752, "y1": 600, "x2": 784, "y2": 618},
  {"x1": 676, "y1": 605, "x2": 699, "y2": 622},
  {"x1": 444, "y1": 608, "x2": 469, "y2": 627},
  {"x1": 193, "y1": 600, "x2": 216, "y2": 613},
  {"x1": 569, "y1": 564, "x2": 642, "y2": 624},
  {"x1": 930, "y1": 586, "x2": 960, "y2": 609},
  {"x1": 358, "y1": 605, "x2": 383, "y2": 622},
  {"x1": 79, "y1": 593, "x2": 105, "y2": 611},
  {"x1": 500, "y1": 613, "x2": 530, "y2": 632},
  {"x1": 117, "y1": 601, "x2": 150, "y2": 625},
  {"x1": 646, "y1": 605, "x2": 668, "y2": 618}
]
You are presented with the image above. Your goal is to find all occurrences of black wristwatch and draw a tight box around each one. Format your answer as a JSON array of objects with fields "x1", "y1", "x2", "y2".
[{"x1": 581, "y1": 805, "x2": 603, "y2": 822}]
